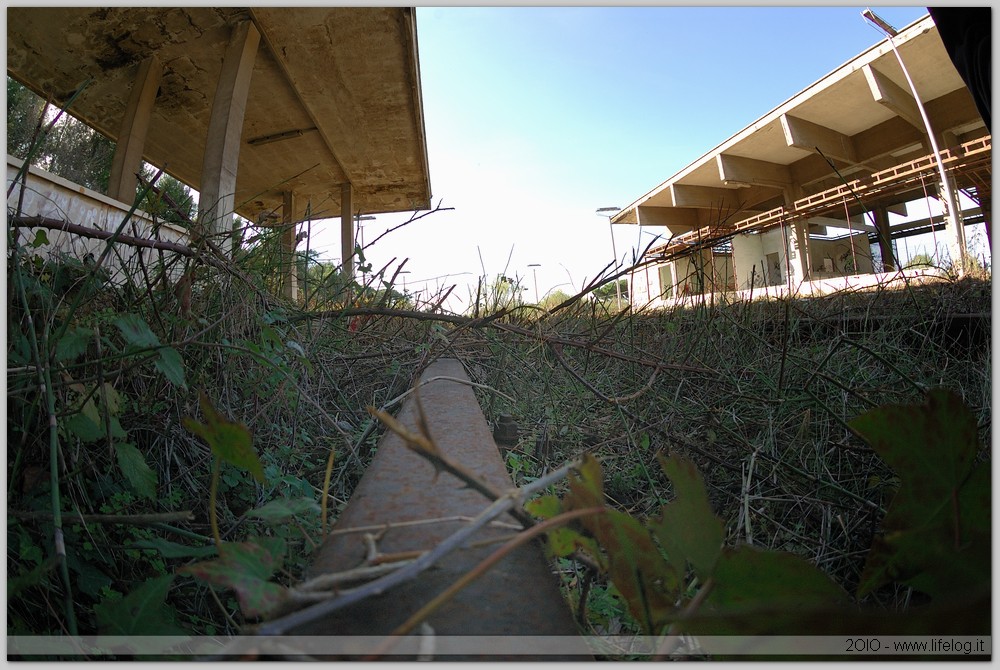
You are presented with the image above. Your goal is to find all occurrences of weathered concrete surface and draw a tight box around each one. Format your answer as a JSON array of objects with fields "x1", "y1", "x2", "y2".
[
  {"x1": 7, "y1": 7, "x2": 430, "y2": 223},
  {"x1": 293, "y1": 358, "x2": 588, "y2": 660}
]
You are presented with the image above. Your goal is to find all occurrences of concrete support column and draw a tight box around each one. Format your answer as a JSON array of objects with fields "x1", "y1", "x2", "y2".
[
  {"x1": 872, "y1": 206, "x2": 896, "y2": 271},
  {"x1": 785, "y1": 221, "x2": 810, "y2": 287},
  {"x1": 942, "y1": 182, "x2": 967, "y2": 268},
  {"x1": 341, "y1": 182, "x2": 354, "y2": 282},
  {"x1": 198, "y1": 20, "x2": 260, "y2": 254},
  {"x1": 781, "y1": 186, "x2": 809, "y2": 289},
  {"x1": 282, "y1": 191, "x2": 298, "y2": 302},
  {"x1": 108, "y1": 54, "x2": 162, "y2": 203}
]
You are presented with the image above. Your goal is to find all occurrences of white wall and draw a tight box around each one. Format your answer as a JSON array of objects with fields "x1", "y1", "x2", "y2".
[
  {"x1": 808, "y1": 233, "x2": 875, "y2": 276},
  {"x1": 733, "y1": 228, "x2": 791, "y2": 289},
  {"x1": 7, "y1": 154, "x2": 190, "y2": 283}
]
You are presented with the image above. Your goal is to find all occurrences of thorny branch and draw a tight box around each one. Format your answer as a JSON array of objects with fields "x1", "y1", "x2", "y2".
[{"x1": 546, "y1": 341, "x2": 741, "y2": 474}]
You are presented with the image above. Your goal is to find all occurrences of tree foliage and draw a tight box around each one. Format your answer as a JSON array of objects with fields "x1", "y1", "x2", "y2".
[{"x1": 7, "y1": 77, "x2": 114, "y2": 193}]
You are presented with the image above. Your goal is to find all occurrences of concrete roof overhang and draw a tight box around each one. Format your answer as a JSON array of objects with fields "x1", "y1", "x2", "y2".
[
  {"x1": 6, "y1": 7, "x2": 431, "y2": 223},
  {"x1": 613, "y1": 14, "x2": 990, "y2": 252}
]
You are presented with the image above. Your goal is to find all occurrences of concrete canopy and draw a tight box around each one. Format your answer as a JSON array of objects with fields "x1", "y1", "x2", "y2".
[
  {"x1": 614, "y1": 14, "x2": 990, "y2": 256},
  {"x1": 6, "y1": 7, "x2": 431, "y2": 224}
]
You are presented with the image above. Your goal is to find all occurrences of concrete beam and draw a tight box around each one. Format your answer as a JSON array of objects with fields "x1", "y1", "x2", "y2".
[
  {"x1": 341, "y1": 182, "x2": 354, "y2": 281},
  {"x1": 862, "y1": 64, "x2": 924, "y2": 131},
  {"x1": 781, "y1": 113, "x2": 857, "y2": 163},
  {"x1": 871, "y1": 206, "x2": 896, "y2": 271},
  {"x1": 282, "y1": 191, "x2": 298, "y2": 302},
  {"x1": 199, "y1": 20, "x2": 260, "y2": 251},
  {"x1": 717, "y1": 153, "x2": 791, "y2": 189},
  {"x1": 636, "y1": 204, "x2": 698, "y2": 236},
  {"x1": 107, "y1": 55, "x2": 162, "y2": 203},
  {"x1": 669, "y1": 183, "x2": 743, "y2": 211}
]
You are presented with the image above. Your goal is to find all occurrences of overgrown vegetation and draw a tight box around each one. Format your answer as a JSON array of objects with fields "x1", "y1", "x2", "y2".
[
  {"x1": 466, "y1": 274, "x2": 990, "y2": 649},
  {"x1": 6, "y1": 78, "x2": 990, "y2": 660}
]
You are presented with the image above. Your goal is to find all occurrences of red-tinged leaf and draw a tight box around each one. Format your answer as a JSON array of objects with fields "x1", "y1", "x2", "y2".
[
  {"x1": 565, "y1": 453, "x2": 605, "y2": 510},
  {"x1": 596, "y1": 508, "x2": 680, "y2": 634},
  {"x1": 564, "y1": 454, "x2": 680, "y2": 634},
  {"x1": 653, "y1": 454, "x2": 724, "y2": 581},
  {"x1": 183, "y1": 392, "x2": 263, "y2": 482},
  {"x1": 178, "y1": 537, "x2": 287, "y2": 619}
]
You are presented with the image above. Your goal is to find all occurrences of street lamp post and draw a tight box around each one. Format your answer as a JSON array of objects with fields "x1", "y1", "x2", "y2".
[
  {"x1": 862, "y1": 8, "x2": 966, "y2": 271},
  {"x1": 355, "y1": 214, "x2": 375, "y2": 282},
  {"x1": 355, "y1": 214, "x2": 375, "y2": 248},
  {"x1": 597, "y1": 206, "x2": 623, "y2": 309},
  {"x1": 528, "y1": 263, "x2": 541, "y2": 304}
]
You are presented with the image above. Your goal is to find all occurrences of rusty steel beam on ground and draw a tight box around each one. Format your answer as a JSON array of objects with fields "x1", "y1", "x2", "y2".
[{"x1": 289, "y1": 357, "x2": 589, "y2": 660}]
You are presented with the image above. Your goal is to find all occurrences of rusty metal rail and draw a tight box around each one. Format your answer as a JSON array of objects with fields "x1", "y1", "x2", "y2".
[{"x1": 279, "y1": 357, "x2": 588, "y2": 660}]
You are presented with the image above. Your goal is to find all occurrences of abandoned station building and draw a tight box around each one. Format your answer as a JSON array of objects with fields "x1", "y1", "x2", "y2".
[{"x1": 613, "y1": 13, "x2": 990, "y2": 308}]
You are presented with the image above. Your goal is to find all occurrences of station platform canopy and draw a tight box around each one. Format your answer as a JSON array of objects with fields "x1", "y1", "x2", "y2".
[
  {"x1": 7, "y1": 7, "x2": 431, "y2": 224},
  {"x1": 612, "y1": 14, "x2": 990, "y2": 257}
]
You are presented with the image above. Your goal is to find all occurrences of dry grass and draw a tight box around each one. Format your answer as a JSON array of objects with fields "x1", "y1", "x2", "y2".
[{"x1": 461, "y1": 274, "x2": 990, "y2": 621}]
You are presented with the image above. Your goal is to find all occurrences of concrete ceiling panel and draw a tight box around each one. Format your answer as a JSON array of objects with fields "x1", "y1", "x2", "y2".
[{"x1": 7, "y1": 7, "x2": 431, "y2": 224}]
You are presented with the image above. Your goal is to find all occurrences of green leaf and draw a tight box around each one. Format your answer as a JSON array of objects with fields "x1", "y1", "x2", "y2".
[
  {"x1": 261, "y1": 325, "x2": 283, "y2": 350},
  {"x1": 248, "y1": 497, "x2": 320, "y2": 523},
  {"x1": 182, "y1": 392, "x2": 264, "y2": 483},
  {"x1": 80, "y1": 394, "x2": 102, "y2": 426},
  {"x1": 131, "y1": 538, "x2": 217, "y2": 559},
  {"x1": 653, "y1": 455, "x2": 724, "y2": 581},
  {"x1": 178, "y1": 538, "x2": 288, "y2": 618},
  {"x1": 115, "y1": 442, "x2": 157, "y2": 501},
  {"x1": 30, "y1": 229, "x2": 49, "y2": 248},
  {"x1": 54, "y1": 326, "x2": 93, "y2": 362},
  {"x1": 94, "y1": 574, "x2": 185, "y2": 635},
  {"x1": 708, "y1": 545, "x2": 847, "y2": 612},
  {"x1": 108, "y1": 416, "x2": 127, "y2": 440},
  {"x1": 155, "y1": 346, "x2": 187, "y2": 388},
  {"x1": 524, "y1": 495, "x2": 606, "y2": 564},
  {"x1": 525, "y1": 494, "x2": 562, "y2": 519},
  {"x1": 63, "y1": 411, "x2": 103, "y2": 443},
  {"x1": 8, "y1": 555, "x2": 60, "y2": 599},
  {"x1": 114, "y1": 313, "x2": 160, "y2": 348},
  {"x1": 851, "y1": 388, "x2": 977, "y2": 507},
  {"x1": 850, "y1": 388, "x2": 989, "y2": 600},
  {"x1": 101, "y1": 382, "x2": 122, "y2": 415},
  {"x1": 67, "y1": 557, "x2": 112, "y2": 598}
]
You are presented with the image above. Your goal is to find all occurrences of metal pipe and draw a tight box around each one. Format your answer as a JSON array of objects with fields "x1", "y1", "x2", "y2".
[{"x1": 862, "y1": 8, "x2": 966, "y2": 270}]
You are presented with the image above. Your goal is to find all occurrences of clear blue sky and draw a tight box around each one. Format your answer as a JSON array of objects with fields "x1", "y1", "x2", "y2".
[{"x1": 310, "y1": 6, "x2": 931, "y2": 309}]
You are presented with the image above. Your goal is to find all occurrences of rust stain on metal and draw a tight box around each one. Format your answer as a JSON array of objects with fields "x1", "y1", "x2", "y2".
[{"x1": 292, "y1": 358, "x2": 588, "y2": 659}]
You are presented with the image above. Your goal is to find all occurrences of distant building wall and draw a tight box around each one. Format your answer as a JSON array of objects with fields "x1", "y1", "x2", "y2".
[
  {"x1": 7, "y1": 154, "x2": 190, "y2": 284},
  {"x1": 807, "y1": 233, "x2": 876, "y2": 277},
  {"x1": 733, "y1": 228, "x2": 792, "y2": 289}
]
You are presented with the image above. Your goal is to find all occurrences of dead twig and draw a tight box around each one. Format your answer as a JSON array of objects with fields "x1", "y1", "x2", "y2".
[
  {"x1": 365, "y1": 505, "x2": 607, "y2": 660},
  {"x1": 252, "y1": 457, "x2": 582, "y2": 636},
  {"x1": 9, "y1": 510, "x2": 194, "y2": 526}
]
